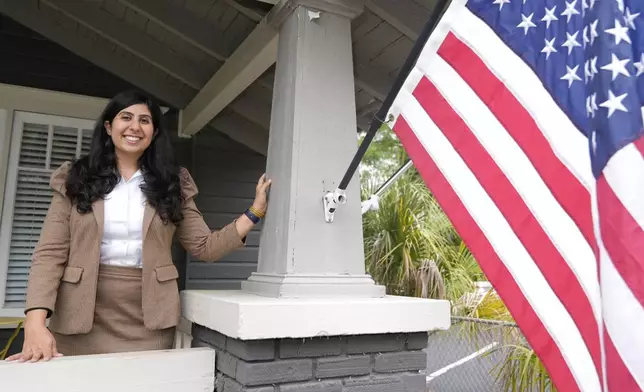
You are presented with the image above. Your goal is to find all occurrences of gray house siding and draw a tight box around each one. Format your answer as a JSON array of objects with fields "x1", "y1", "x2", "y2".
[
  {"x1": 185, "y1": 130, "x2": 266, "y2": 290},
  {"x1": 0, "y1": 14, "x2": 136, "y2": 101}
]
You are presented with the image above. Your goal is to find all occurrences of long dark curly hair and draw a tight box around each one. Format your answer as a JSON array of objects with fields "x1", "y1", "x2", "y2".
[{"x1": 65, "y1": 90, "x2": 183, "y2": 225}]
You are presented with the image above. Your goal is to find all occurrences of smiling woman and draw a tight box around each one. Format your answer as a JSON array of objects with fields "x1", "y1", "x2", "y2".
[
  {"x1": 4, "y1": 90, "x2": 272, "y2": 362},
  {"x1": 107, "y1": 105, "x2": 154, "y2": 160}
]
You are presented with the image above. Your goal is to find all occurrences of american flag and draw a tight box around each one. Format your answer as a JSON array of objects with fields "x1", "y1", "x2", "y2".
[{"x1": 387, "y1": 0, "x2": 644, "y2": 390}]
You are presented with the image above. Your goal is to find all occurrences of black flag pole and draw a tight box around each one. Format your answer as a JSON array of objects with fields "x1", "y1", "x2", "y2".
[
  {"x1": 361, "y1": 158, "x2": 414, "y2": 215},
  {"x1": 323, "y1": 0, "x2": 451, "y2": 222}
]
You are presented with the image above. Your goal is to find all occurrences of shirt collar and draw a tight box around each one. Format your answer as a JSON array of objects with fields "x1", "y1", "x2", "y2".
[
  {"x1": 131, "y1": 169, "x2": 143, "y2": 179},
  {"x1": 121, "y1": 169, "x2": 143, "y2": 184}
]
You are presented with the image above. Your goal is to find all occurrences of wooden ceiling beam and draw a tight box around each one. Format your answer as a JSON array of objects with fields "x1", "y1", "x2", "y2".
[
  {"x1": 117, "y1": 0, "x2": 235, "y2": 61},
  {"x1": 177, "y1": 1, "x2": 301, "y2": 137},
  {"x1": 0, "y1": 0, "x2": 273, "y2": 153},
  {"x1": 42, "y1": 0, "x2": 211, "y2": 89},
  {"x1": 210, "y1": 111, "x2": 269, "y2": 155},
  {"x1": 365, "y1": 0, "x2": 431, "y2": 41},
  {"x1": 224, "y1": 0, "x2": 266, "y2": 22},
  {"x1": 0, "y1": 0, "x2": 193, "y2": 108}
]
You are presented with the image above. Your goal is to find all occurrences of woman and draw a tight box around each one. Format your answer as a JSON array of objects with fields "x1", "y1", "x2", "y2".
[{"x1": 6, "y1": 90, "x2": 271, "y2": 362}]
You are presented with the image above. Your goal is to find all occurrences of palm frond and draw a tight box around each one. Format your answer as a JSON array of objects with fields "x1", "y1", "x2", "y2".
[
  {"x1": 491, "y1": 344, "x2": 555, "y2": 392},
  {"x1": 362, "y1": 169, "x2": 481, "y2": 299}
]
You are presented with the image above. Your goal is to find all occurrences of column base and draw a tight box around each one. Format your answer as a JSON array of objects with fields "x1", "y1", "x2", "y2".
[
  {"x1": 241, "y1": 272, "x2": 387, "y2": 298},
  {"x1": 181, "y1": 290, "x2": 451, "y2": 392},
  {"x1": 180, "y1": 290, "x2": 450, "y2": 340},
  {"x1": 192, "y1": 325, "x2": 428, "y2": 392}
]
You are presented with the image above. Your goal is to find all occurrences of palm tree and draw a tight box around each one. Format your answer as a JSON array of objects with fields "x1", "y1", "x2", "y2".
[{"x1": 361, "y1": 168, "x2": 480, "y2": 302}]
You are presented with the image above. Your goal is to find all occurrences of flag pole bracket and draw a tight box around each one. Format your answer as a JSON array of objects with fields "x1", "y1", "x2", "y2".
[
  {"x1": 321, "y1": 0, "x2": 450, "y2": 223},
  {"x1": 323, "y1": 188, "x2": 347, "y2": 223}
]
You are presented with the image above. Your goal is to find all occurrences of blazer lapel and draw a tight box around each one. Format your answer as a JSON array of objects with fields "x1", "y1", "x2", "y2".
[
  {"x1": 142, "y1": 202, "x2": 156, "y2": 241},
  {"x1": 92, "y1": 198, "x2": 104, "y2": 239}
]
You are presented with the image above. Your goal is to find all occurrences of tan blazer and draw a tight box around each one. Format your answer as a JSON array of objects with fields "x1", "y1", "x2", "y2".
[{"x1": 25, "y1": 162, "x2": 245, "y2": 335}]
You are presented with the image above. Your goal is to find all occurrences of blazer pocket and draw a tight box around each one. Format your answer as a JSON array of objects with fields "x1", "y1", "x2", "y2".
[
  {"x1": 155, "y1": 265, "x2": 179, "y2": 282},
  {"x1": 61, "y1": 266, "x2": 83, "y2": 283}
]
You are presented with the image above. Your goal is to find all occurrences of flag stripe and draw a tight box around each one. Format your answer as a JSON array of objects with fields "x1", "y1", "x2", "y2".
[
  {"x1": 604, "y1": 328, "x2": 641, "y2": 391},
  {"x1": 604, "y1": 143, "x2": 644, "y2": 240},
  {"x1": 421, "y1": 47, "x2": 602, "y2": 327},
  {"x1": 391, "y1": 87, "x2": 601, "y2": 391},
  {"x1": 392, "y1": 115, "x2": 580, "y2": 392},
  {"x1": 445, "y1": 6, "x2": 594, "y2": 190},
  {"x1": 412, "y1": 75, "x2": 602, "y2": 375},
  {"x1": 599, "y1": 239, "x2": 644, "y2": 389},
  {"x1": 590, "y1": 171, "x2": 636, "y2": 391},
  {"x1": 636, "y1": 136, "x2": 644, "y2": 157},
  {"x1": 595, "y1": 164, "x2": 644, "y2": 388},
  {"x1": 436, "y1": 32, "x2": 598, "y2": 256},
  {"x1": 596, "y1": 178, "x2": 644, "y2": 308},
  {"x1": 599, "y1": 143, "x2": 644, "y2": 311}
]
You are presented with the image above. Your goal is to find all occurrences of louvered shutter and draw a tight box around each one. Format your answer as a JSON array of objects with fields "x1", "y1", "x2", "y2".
[{"x1": 1, "y1": 112, "x2": 94, "y2": 309}]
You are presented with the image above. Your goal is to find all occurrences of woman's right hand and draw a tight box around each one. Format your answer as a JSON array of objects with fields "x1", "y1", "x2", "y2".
[{"x1": 5, "y1": 310, "x2": 62, "y2": 362}]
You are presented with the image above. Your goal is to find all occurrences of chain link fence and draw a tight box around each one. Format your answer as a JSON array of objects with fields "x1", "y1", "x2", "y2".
[{"x1": 425, "y1": 316, "x2": 530, "y2": 392}]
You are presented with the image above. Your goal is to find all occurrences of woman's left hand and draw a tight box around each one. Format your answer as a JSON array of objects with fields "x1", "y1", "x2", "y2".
[{"x1": 252, "y1": 173, "x2": 272, "y2": 215}]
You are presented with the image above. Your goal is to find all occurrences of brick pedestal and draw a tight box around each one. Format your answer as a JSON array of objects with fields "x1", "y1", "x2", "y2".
[{"x1": 191, "y1": 324, "x2": 428, "y2": 392}]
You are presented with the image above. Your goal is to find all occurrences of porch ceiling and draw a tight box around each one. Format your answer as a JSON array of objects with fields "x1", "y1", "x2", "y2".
[{"x1": 0, "y1": 0, "x2": 439, "y2": 153}]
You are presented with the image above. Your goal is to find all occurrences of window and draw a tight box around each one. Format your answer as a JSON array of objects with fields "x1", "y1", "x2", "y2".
[{"x1": 0, "y1": 111, "x2": 95, "y2": 314}]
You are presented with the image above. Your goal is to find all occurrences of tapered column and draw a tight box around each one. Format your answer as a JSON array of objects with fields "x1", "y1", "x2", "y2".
[{"x1": 242, "y1": 0, "x2": 385, "y2": 298}]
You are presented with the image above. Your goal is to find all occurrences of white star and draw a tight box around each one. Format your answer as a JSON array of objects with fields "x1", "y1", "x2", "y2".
[
  {"x1": 591, "y1": 93, "x2": 598, "y2": 112},
  {"x1": 493, "y1": 0, "x2": 511, "y2": 10},
  {"x1": 634, "y1": 54, "x2": 644, "y2": 76},
  {"x1": 625, "y1": 8, "x2": 640, "y2": 30},
  {"x1": 518, "y1": 13, "x2": 537, "y2": 34},
  {"x1": 562, "y1": 31, "x2": 582, "y2": 54},
  {"x1": 584, "y1": 59, "x2": 592, "y2": 82},
  {"x1": 590, "y1": 56, "x2": 598, "y2": 76},
  {"x1": 561, "y1": 65, "x2": 582, "y2": 86},
  {"x1": 590, "y1": 0, "x2": 598, "y2": 9},
  {"x1": 586, "y1": 93, "x2": 599, "y2": 118},
  {"x1": 583, "y1": 26, "x2": 589, "y2": 47},
  {"x1": 586, "y1": 94, "x2": 597, "y2": 117},
  {"x1": 605, "y1": 19, "x2": 631, "y2": 44},
  {"x1": 541, "y1": 6, "x2": 558, "y2": 28},
  {"x1": 599, "y1": 90, "x2": 628, "y2": 117},
  {"x1": 600, "y1": 53, "x2": 630, "y2": 80},
  {"x1": 581, "y1": 0, "x2": 589, "y2": 13},
  {"x1": 589, "y1": 19, "x2": 599, "y2": 44},
  {"x1": 616, "y1": 0, "x2": 624, "y2": 13},
  {"x1": 561, "y1": 0, "x2": 580, "y2": 23},
  {"x1": 541, "y1": 37, "x2": 557, "y2": 59}
]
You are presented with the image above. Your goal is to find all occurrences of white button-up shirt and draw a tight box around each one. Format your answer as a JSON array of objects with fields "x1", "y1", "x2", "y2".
[{"x1": 100, "y1": 170, "x2": 146, "y2": 268}]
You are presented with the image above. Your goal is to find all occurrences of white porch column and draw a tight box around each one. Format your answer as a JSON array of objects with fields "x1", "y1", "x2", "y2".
[
  {"x1": 180, "y1": 4, "x2": 450, "y2": 390},
  {"x1": 241, "y1": 0, "x2": 386, "y2": 298}
]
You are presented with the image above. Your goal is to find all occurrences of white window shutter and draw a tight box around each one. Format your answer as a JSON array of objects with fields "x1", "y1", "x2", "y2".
[
  {"x1": 2, "y1": 113, "x2": 94, "y2": 309},
  {"x1": 6, "y1": 171, "x2": 51, "y2": 306},
  {"x1": 50, "y1": 126, "x2": 79, "y2": 169}
]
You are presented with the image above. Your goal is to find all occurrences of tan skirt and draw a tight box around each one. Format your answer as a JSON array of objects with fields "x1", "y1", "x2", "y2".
[{"x1": 53, "y1": 264, "x2": 175, "y2": 356}]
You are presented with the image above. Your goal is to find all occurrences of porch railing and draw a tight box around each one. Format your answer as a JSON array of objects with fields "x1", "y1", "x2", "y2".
[{"x1": 0, "y1": 347, "x2": 215, "y2": 392}]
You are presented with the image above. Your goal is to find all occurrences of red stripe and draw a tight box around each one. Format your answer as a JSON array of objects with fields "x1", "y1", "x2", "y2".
[
  {"x1": 392, "y1": 115, "x2": 580, "y2": 392},
  {"x1": 412, "y1": 77, "x2": 603, "y2": 375},
  {"x1": 596, "y1": 177, "x2": 644, "y2": 307},
  {"x1": 437, "y1": 32, "x2": 598, "y2": 257},
  {"x1": 604, "y1": 325, "x2": 641, "y2": 391}
]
